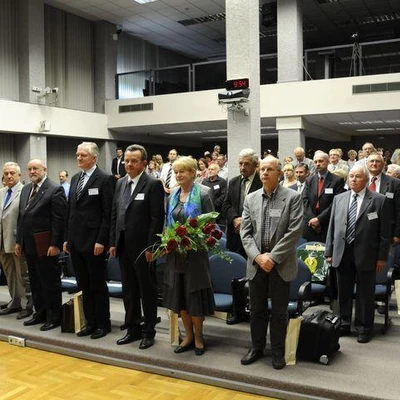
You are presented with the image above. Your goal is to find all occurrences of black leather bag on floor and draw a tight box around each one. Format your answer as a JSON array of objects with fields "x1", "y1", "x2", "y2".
[
  {"x1": 297, "y1": 309, "x2": 340, "y2": 364},
  {"x1": 61, "y1": 299, "x2": 75, "y2": 333}
]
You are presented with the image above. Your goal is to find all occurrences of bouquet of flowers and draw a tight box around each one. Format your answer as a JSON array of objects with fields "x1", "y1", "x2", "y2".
[{"x1": 152, "y1": 211, "x2": 231, "y2": 262}]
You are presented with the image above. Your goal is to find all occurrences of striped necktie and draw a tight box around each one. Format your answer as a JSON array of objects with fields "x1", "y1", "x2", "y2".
[
  {"x1": 76, "y1": 172, "x2": 86, "y2": 200},
  {"x1": 345, "y1": 194, "x2": 358, "y2": 244},
  {"x1": 165, "y1": 163, "x2": 172, "y2": 189}
]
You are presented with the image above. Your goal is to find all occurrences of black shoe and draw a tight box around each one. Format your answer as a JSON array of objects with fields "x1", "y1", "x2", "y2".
[
  {"x1": 139, "y1": 337, "x2": 154, "y2": 350},
  {"x1": 24, "y1": 316, "x2": 45, "y2": 326},
  {"x1": 40, "y1": 322, "x2": 60, "y2": 331},
  {"x1": 226, "y1": 314, "x2": 247, "y2": 325},
  {"x1": 357, "y1": 333, "x2": 372, "y2": 343},
  {"x1": 16, "y1": 309, "x2": 33, "y2": 320},
  {"x1": 340, "y1": 326, "x2": 351, "y2": 336},
  {"x1": 272, "y1": 354, "x2": 286, "y2": 370},
  {"x1": 241, "y1": 348, "x2": 263, "y2": 365},
  {"x1": 195, "y1": 345, "x2": 206, "y2": 356},
  {"x1": 77, "y1": 326, "x2": 95, "y2": 337},
  {"x1": 91, "y1": 327, "x2": 111, "y2": 339},
  {"x1": 117, "y1": 332, "x2": 142, "y2": 345},
  {"x1": 0, "y1": 307, "x2": 22, "y2": 315},
  {"x1": 174, "y1": 342, "x2": 195, "y2": 354}
]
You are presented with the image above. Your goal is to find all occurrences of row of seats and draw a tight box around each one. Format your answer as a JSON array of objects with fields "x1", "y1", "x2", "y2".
[{"x1": 60, "y1": 238, "x2": 396, "y2": 334}]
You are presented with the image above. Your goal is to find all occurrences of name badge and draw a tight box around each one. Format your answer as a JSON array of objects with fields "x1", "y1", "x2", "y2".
[
  {"x1": 367, "y1": 212, "x2": 378, "y2": 220},
  {"x1": 325, "y1": 188, "x2": 333, "y2": 194},
  {"x1": 386, "y1": 192, "x2": 394, "y2": 199},
  {"x1": 135, "y1": 193, "x2": 145, "y2": 201},
  {"x1": 213, "y1": 185, "x2": 220, "y2": 190},
  {"x1": 88, "y1": 188, "x2": 99, "y2": 196},
  {"x1": 269, "y1": 209, "x2": 282, "y2": 217}
]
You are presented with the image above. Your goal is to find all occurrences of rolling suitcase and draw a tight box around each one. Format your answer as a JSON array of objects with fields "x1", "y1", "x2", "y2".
[{"x1": 297, "y1": 309, "x2": 340, "y2": 364}]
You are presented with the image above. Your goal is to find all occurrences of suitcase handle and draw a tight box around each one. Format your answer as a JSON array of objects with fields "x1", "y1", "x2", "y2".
[{"x1": 325, "y1": 315, "x2": 339, "y2": 324}]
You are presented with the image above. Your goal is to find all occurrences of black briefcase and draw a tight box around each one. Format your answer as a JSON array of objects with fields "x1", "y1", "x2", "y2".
[
  {"x1": 61, "y1": 299, "x2": 75, "y2": 333},
  {"x1": 297, "y1": 309, "x2": 340, "y2": 364}
]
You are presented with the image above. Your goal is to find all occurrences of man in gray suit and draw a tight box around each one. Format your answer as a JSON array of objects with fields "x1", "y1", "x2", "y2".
[
  {"x1": 0, "y1": 162, "x2": 32, "y2": 319},
  {"x1": 240, "y1": 155, "x2": 303, "y2": 369},
  {"x1": 325, "y1": 165, "x2": 390, "y2": 343}
]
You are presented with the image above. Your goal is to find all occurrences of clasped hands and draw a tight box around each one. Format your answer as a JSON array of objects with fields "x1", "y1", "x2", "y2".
[{"x1": 255, "y1": 252, "x2": 275, "y2": 273}]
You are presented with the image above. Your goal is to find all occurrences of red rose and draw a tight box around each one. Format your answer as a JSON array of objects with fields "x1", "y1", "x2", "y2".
[
  {"x1": 211, "y1": 229, "x2": 223, "y2": 240},
  {"x1": 175, "y1": 225, "x2": 187, "y2": 237},
  {"x1": 206, "y1": 236, "x2": 217, "y2": 247},
  {"x1": 166, "y1": 239, "x2": 178, "y2": 252},
  {"x1": 202, "y1": 222, "x2": 215, "y2": 234},
  {"x1": 180, "y1": 236, "x2": 190, "y2": 247},
  {"x1": 189, "y1": 218, "x2": 198, "y2": 228}
]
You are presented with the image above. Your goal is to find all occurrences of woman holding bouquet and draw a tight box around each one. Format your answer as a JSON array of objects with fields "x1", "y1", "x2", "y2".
[{"x1": 164, "y1": 156, "x2": 215, "y2": 356}]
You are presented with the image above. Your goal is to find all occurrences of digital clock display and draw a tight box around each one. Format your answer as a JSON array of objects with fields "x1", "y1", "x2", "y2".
[{"x1": 225, "y1": 78, "x2": 249, "y2": 91}]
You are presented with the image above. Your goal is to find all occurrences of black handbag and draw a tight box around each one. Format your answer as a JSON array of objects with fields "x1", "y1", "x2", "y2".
[{"x1": 61, "y1": 299, "x2": 75, "y2": 333}]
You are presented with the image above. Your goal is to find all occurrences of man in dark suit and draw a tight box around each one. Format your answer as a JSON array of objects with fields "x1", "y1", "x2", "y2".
[
  {"x1": 222, "y1": 148, "x2": 262, "y2": 258},
  {"x1": 325, "y1": 165, "x2": 390, "y2": 343},
  {"x1": 288, "y1": 163, "x2": 309, "y2": 194},
  {"x1": 366, "y1": 153, "x2": 400, "y2": 244},
  {"x1": 201, "y1": 163, "x2": 227, "y2": 227},
  {"x1": 15, "y1": 159, "x2": 66, "y2": 331},
  {"x1": 109, "y1": 144, "x2": 165, "y2": 349},
  {"x1": 240, "y1": 156, "x2": 303, "y2": 369},
  {"x1": 111, "y1": 147, "x2": 127, "y2": 181},
  {"x1": 64, "y1": 142, "x2": 114, "y2": 339},
  {"x1": 303, "y1": 151, "x2": 345, "y2": 242}
]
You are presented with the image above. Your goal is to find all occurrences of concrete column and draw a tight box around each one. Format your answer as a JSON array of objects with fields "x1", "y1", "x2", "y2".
[
  {"x1": 277, "y1": 0, "x2": 303, "y2": 83},
  {"x1": 94, "y1": 21, "x2": 118, "y2": 113},
  {"x1": 225, "y1": 0, "x2": 261, "y2": 177},
  {"x1": 17, "y1": 0, "x2": 45, "y2": 103},
  {"x1": 15, "y1": 134, "x2": 47, "y2": 183},
  {"x1": 100, "y1": 141, "x2": 117, "y2": 174},
  {"x1": 277, "y1": 117, "x2": 305, "y2": 160}
]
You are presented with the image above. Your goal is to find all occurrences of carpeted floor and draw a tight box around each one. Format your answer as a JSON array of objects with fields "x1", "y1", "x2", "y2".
[{"x1": 0, "y1": 287, "x2": 399, "y2": 400}]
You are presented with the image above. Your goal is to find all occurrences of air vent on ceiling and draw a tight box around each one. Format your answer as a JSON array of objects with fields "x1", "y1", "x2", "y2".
[
  {"x1": 119, "y1": 103, "x2": 153, "y2": 113},
  {"x1": 353, "y1": 82, "x2": 400, "y2": 94},
  {"x1": 177, "y1": 13, "x2": 225, "y2": 27}
]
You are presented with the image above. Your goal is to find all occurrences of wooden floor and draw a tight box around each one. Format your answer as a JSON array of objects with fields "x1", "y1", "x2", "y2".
[{"x1": 0, "y1": 341, "x2": 277, "y2": 400}]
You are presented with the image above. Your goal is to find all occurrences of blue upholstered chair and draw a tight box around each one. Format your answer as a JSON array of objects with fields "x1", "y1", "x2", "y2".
[
  {"x1": 60, "y1": 255, "x2": 79, "y2": 293},
  {"x1": 106, "y1": 257, "x2": 123, "y2": 298},
  {"x1": 209, "y1": 251, "x2": 247, "y2": 314}
]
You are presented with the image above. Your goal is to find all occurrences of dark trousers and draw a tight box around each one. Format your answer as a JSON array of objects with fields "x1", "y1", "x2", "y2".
[
  {"x1": 25, "y1": 254, "x2": 61, "y2": 323},
  {"x1": 119, "y1": 238, "x2": 158, "y2": 338},
  {"x1": 336, "y1": 244, "x2": 376, "y2": 334},
  {"x1": 70, "y1": 249, "x2": 110, "y2": 330},
  {"x1": 248, "y1": 268, "x2": 290, "y2": 356}
]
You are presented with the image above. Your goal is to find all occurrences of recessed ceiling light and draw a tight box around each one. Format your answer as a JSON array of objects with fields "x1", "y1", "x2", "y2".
[
  {"x1": 134, "y1": 0, "x2": 158, "y2": 4},
  {"x1": 164, "y1": 130, "x2": 202, "y2": 135}
]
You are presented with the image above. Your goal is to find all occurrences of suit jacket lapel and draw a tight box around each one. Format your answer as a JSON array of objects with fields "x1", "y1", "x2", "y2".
[
  {"x1": 3, "y1": 183, "x2": 22, "y2": 211},
  {"x1": 379, "y1": 175, "x2": 389, "y2": 194},
  {"x1": 26, "y1": 180, "x2": 47, "y2": 210},
  {"x1": 130, "y1": 173, "x2": 148, "y2": 203},
  {"x1": 77, "y1": 167, "x2": 98, "y2": 202},
  {"x1": 357, "y1": 190, "x2": 372, "y2": 221},
  {"x1": 269, "y1": 187, "x2": 286, "y2": 241}
]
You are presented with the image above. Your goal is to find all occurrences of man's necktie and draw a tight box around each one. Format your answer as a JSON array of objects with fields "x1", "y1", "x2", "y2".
[
  {"x1": 239, "y1": 177, "x2": 248, "y2": 215},
  {"x1": 76, "y1": 172, "x2": 86, "y2": 200},
  {"x1": 123, "y1": 180, "x2": 133, "y2": 205},
  {"x1": 369, "y1": 176, "x2": 377, "y2": 192},
  {"x1": 316, "y1": 175, "x2": 324, "y2": 210},
  {"x1": 345, "y1": 194, "x2": 358, "y2": 244},
  {"x1": 28, "y1": 184, "x2": 38, "y2": 202},
  {"x1": 298, "y1": 183, "x2": 303, "y2": 193},
  {"x1": 3, "y1": 188, "x2": 12, "y2": 209},
  {"x1": 165, "y1": 163, "x2": 172, "y2": 189}
]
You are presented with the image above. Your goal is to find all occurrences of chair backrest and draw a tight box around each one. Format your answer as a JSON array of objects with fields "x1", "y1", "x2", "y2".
[
  {"x1": 289, "y1": 259, "x2": 312, "y2": 301},
  {"x1": 209, "y1": 251, "x2": 247, "y2": 294},
  {"x1": 297, "y1": 241, "x2": 328, "y2": 282},
  {"x1": 376, "y1": 253, "x2": 394, "y2": 285},
  {"x1": 107, "y1": 257, "x2": 121, "y2": 281},
  {"x1": 218, "y1": 237, "x2": 227, "y2": 251}
]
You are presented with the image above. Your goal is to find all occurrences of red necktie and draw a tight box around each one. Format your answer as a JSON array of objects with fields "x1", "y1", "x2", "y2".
[
  {"x1": 369, "y1": 176, "x2": 377, "y2": 192},
  {"x1": 316, "y1": 176, "x2": 324, "y2": 210}
]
